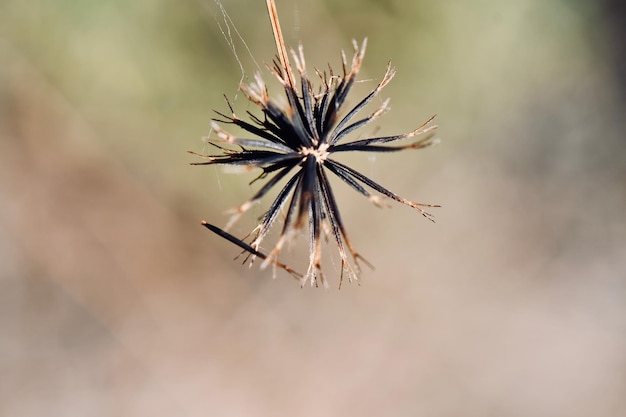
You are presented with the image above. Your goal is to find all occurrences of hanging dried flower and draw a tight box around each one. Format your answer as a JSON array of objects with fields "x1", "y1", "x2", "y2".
[{"x1": 191, "y1": 0, "x2": 439, "y2": 287}]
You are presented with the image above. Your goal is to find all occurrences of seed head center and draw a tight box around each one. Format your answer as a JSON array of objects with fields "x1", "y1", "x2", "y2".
[{"x1": 300, "y1": 143, "x2": 330, "y2": 163}]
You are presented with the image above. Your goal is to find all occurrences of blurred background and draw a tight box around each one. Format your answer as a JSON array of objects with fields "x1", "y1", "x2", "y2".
[{"x1": 1, "y1": 0, "x2": 625, "y2": 415}]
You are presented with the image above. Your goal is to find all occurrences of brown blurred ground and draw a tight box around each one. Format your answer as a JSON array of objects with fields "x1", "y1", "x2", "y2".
[{"x1": 1, "y1": 1, "x2": 625, "y2": 416}]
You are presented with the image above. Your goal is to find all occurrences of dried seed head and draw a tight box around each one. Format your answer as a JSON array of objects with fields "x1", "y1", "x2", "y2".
[{"x1": 192, "y1": 0, "x2": 439, "y2": 287}]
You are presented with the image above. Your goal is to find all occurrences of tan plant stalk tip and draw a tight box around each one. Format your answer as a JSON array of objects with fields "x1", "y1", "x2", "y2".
[{"x1": 265, "y1": 0, "x2": 296, "y2": 90}]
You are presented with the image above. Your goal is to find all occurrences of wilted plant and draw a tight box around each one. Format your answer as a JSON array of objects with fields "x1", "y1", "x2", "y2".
[{"x1": 191, "y1": 0, "x2": 439, "y2": 287}]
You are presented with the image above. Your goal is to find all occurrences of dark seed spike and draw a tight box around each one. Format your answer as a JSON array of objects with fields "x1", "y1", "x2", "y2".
[
  {"x1": 316, "y1": 164, "x2": 358, "y2": 287},
  {"x1": 261, "y1": 169, "x2": 307, "y2": 269},
  {"x1": 245, "y1": 111, "x2": 266, "y2": 127},
  {"x1": 324, "y1": 159, "x2": 372, "y2": 198},
  {"x1": 257, "y1": 99, "x2": 296, "y2": 134},
  {"x1": 248, "y1": 165, "x2": 296, "y2": 204},
  {"x1": 223, "y1": 93, "x2": 236, "y2": 113},
  {"x1": 264, "y1": 50, "x2": 314, "y2": 149},
  {"x1": 213, "y1": 111, "x2": 288, "y2": 146},
  {"x1": 317, "y1": 164, "x2": 373, "y2": 272},
  {"x1": 299, "y1": 75, "x2": 319, "y2": 143},
  {"x1": 191, "y1": 150, "x2": 298, "y2": 169},
  {"x1": 211, "y1": 122, "x2": 296, "y2": 153},
  {"x1": 224, "y1": 164, "x2": 297, "y2": 231},
  {"x1": 283, "y1": 84, "x2": 315, "y2": 148},
  {"x1": 292, "y1": 45, "x2": 320, "y2": 144},
  {"x1": 246, "y1": 111, "x2": 292, "y2": 147},
  {"x1": 251, "y1": 171, "x2": 301, "y2": 251},
  {"x1": 255, "y1": 156, "x2": 302, "y2": 177},
  {"x1": 328, "y1": 99, "x2": 389, "y2": 144},
  {"x1": 315, "y1": 95, "x2": 330, "y2": 140},
  {"x1": 305, "y1": 168, "x2": 325, "y2": 287},
  {"x1": 215, "y1": 137, "x2": 295, "y2": 154},
  {"x1": 259, "y1": 98, "x2": 314, "y2": 149},
  {"x1": 315, "y1": 77, "x2": 334, "y2": 140},
  {"x1": 201, "y1": 221, "x2": 302, "y2": 279},
  {"x1": 323, "y1": 83, "x2": 348, "y2": 136},
  {"x1": 331, "y1": 115, "x2": 438, "y2": 151},
  {"x1": 328, "y1": 63, "x2": 395, "y2": 146},
  {"x1": 279, "y1": 169, "x2": 306, "y2": 235},
  {"x1": 271, "y1": 58, "x2": 283, "y2": 78},
  {"x1": 296, "y1": 155, "x2": 317, "y2": 229},
  {"x1": 249, "y1": 171, "x2": 269, "y2": 185},
  {"x1": 327, "y1": 159, "x2": 439, "y2": 221},
  {"x1": 321, "y1": 40, "x2": 367, "y2": 136},
  {"x1": 331, "y1": 132, "x2": 439, "y2": 153}
]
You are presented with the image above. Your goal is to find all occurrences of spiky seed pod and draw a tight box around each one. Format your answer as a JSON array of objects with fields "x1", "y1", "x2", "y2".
[{"x1": 191, "y1": 1, "x2": 439, "y2": 288}]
